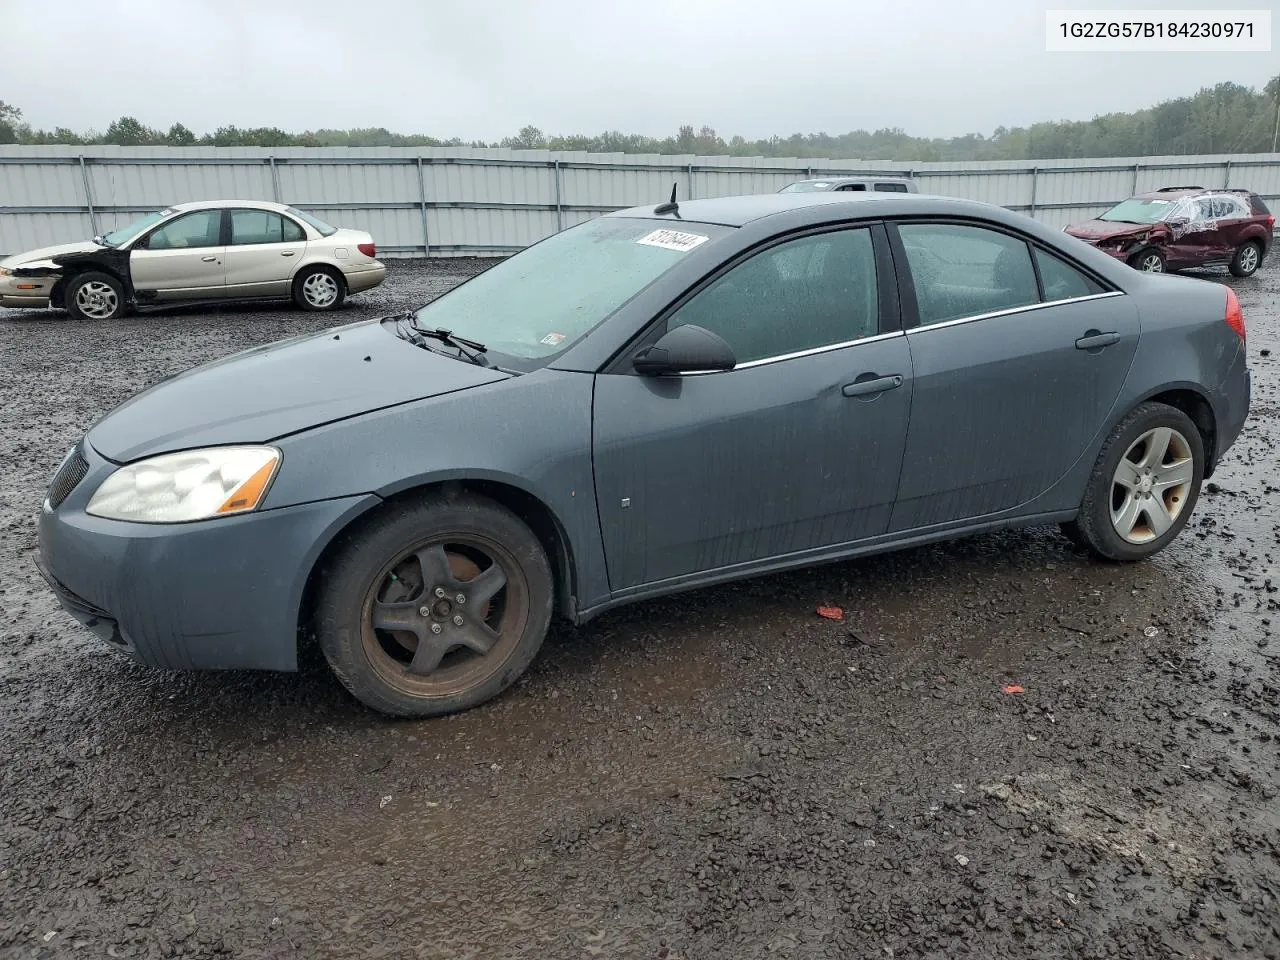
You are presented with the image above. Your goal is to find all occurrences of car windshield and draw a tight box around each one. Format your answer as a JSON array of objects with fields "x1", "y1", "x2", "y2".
[
  {"x1": 1098, "y1": 197, "x2": 1177, "y2": 225},
  {"x1": 779, "y1": 181, "x2": 834, "y2": 193},
  {"x1": 100, "y1": 210, "x2": 172, "y2": 247},
  {"x1": 410, "y1": 216, "x2": 732, "y2": 366},
  {"x1": 285, "y1": 206, "x2": 338, "y2": 236}
]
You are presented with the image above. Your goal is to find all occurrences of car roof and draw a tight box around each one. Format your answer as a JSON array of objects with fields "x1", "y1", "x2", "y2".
[
  {"x1": 168, "y1": 199, "x2": 293, "y2": 213},
  {"x1": 1133, "y1": 187, "x2": 1256, "y2": 200},
  {"x1": 605, "y1": 192, "x2": 1001, "y2": 228}
]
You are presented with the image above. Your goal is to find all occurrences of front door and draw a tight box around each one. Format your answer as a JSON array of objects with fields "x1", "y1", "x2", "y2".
[
  {"x1": 222, "y1": 208, "x2": 310, "y2": 297},
  {"x1": 888, "y1": 221, "x2": 1140, "y2": 532},
  {"x1": 128, "y1": 209, "x2": 227, "y2": 299},
  {"x1": 592, "y1": 223, "x2": 913, "y2": 592}
]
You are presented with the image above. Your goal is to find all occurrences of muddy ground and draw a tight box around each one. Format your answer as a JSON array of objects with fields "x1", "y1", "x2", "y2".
[{"x1": 1, "y1": 256, "x2": 1277, "y2": 960}]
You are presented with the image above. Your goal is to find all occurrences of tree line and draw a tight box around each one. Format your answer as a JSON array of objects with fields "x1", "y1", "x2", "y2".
[{"x1": 2, "y1": 77, "x2": 1277, "y2": 160}]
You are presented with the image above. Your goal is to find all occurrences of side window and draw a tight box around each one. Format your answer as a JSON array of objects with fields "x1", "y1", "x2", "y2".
[
  {"x1": 143, "y1": 211, "x2": 221, "y2": 251},
  {"x1": 837, "y1": 183, "x2": 867, "y2": 191},
  {"x1": 875, "y1": 183, "x2": 910, "y2": 193},
  {"x1": 667, "y1": 228, "x2": 879, "y2": 364},
  {"x1": 1035, "y1": 247, "x2": 1103, "y2": 303},
  {"x1": 899, "y1": 223, "x2": 1039, "y2": 325},
  {"x1": 281, "y1": 216, "x2": 306, "y2": 242},
  {"x1": 230, "y1": 209, "x2": 296, "y2": 245}
]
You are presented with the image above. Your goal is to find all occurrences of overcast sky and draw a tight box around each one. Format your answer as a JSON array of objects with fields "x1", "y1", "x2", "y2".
[{"x1": 3, "y1": 0, "x2": 1275, "y2": 142}]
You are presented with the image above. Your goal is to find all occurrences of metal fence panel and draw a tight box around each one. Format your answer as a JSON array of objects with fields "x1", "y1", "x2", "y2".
[{"x1": 2, "y1": 146, "x2": 1278, "y2": 257}]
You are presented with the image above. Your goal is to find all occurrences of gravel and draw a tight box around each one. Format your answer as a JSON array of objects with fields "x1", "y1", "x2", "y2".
[{"x1": 1, "y1": 256, "x2": 1277, "y2": 960}]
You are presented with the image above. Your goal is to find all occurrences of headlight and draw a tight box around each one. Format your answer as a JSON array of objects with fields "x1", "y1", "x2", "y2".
[
  {"x1": 0, "y1": 267, "x2": 11, "y2": 277},
  {"x1": 86, "y1": 445, "x2": 281, "y2": 523}
]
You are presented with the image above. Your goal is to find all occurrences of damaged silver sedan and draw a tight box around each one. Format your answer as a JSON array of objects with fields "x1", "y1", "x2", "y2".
[{"x1": 0, "y1": 199, "x2": 386, "y2": 319}]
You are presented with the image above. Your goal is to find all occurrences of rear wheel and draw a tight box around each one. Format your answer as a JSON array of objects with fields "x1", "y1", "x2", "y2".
[
  {"x1": 1060, "y1": 402, "x2": 1203, "y2": 561},
  {"x1": 64, "y1": 271, "x2": 125, "y2": 321},
  {"x1": 292, "y1": 265, "x2": 345, "y2": 311},
  {"x1": 1128, "y1": 248, "x2": 1165, "y2": 273},
  {"x1": 314, "y1": 493, "x2": 554, "y2": 718},
  {"x1": 1228, "y1": 241, "x2": 1262, "y2": 278}
]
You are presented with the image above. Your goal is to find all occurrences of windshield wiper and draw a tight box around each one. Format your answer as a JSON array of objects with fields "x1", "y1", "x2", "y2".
[{"x1": 390, "y1": 312, "x2": 492, "y2": 367}]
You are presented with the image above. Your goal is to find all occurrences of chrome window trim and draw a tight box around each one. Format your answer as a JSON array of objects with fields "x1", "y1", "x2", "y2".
[
  {"x1": 678, "y1": 329, "x2": 905, "y2": 376},
  {"x1": 675, "y1": 290, "x2": 1125, "y2": 377},
  {"x1": 906, "y1": 290, "x2": 1126, "y2": 334}
]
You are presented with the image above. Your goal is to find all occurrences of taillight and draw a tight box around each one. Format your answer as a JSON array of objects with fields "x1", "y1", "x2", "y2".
[
  {"x1": 1224, "y1": 287, "x2": 1245, "y2": 342},
  {"x1": 1266, "y1": 215, "x2": 1275, "y2": 230},
  {"x1": 357, "y1": 242, "x2": 376, "y2": 258}
]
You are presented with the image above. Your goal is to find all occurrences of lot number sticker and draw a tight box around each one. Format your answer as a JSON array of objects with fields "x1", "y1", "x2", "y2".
[{"x1": 636, "y1": 228, "x2": 710, "y2": 253}]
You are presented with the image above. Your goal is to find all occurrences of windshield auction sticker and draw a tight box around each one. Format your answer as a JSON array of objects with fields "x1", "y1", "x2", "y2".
[{"x1": 636, "y1": 229, "x2": 710, "y2": 253}]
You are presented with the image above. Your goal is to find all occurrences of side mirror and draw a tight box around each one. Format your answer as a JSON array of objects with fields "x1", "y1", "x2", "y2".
[{"x1": 632, "y1": 324, "x2": 736, "y2": 376}]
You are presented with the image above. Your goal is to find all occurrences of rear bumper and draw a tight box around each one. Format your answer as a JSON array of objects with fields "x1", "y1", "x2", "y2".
[
  {"x1": 1216, "y1": 342, "x2": 1250, "y2": 461},
  {"x1": 344, "y1": 262, "x2": 387, "y2": 294}
]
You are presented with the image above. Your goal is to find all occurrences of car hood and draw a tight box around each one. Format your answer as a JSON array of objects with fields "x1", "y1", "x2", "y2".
[
  {"x1": 86, "y1": 319, "x2": 510, "y2": 462},
  {"x1": 1, "y1": 240, "x2": 102, "y2": 269},
  {"x1": 1064, "y1": 219, "x2": 1156, "y2": 240}
]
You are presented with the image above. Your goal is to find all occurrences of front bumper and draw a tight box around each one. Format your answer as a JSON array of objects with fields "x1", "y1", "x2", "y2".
[
  {"x1": 36, "y1": 440, "x2": 380, "y2": 672},
  {"x1": 0, "y1": 274, "x2": 55, "y2": 309}
]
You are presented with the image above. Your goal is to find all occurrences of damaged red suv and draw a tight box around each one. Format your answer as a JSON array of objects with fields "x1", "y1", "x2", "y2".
[{"x1": 1064, "y1": 186, "x2": 1273, "y2": 277}]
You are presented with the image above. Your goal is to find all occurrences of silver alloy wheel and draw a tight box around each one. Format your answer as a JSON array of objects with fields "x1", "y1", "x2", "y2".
[
  {"x1": 1238, "y1": 244, "x2": 1259, "y2": 274},
  {"x1": 74, "y1": 280, "x2": 119, "y2": 319},
  {"x1": 1110, "y1": 426, "x2": 1194, "y2": 544},
  {"x1": 1138, "y1": 252, "x2": 1163, "y2": 272},
  {"x1": 302, "y1": 271, "x2": 339, "y2": 308}
]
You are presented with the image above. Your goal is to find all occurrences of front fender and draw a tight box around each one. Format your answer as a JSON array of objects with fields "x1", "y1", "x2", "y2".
[{"x1": 262, "y1": 369, "x2": 612, "y2": 612}]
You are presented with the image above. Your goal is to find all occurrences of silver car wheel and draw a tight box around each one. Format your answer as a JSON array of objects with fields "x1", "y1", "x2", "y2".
[
  {"x1": 1238, "y1": 244, "x2": 1259, "y2": 274},
  {"x1": 1109, "y1": 426, "x2": 1194, "y2": 544},
  {"x1": 74, "y1": 281, "x2": 119, "y2": 320},
  {"x1": 1138, "y1": 253, "x2": 1163, "y2": 272},
  {"x1": 302, "y1": 272, "x2": 339, "y2": 308}
]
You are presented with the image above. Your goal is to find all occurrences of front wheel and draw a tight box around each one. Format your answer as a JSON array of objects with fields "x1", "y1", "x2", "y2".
[
  {"x1": 314, "y1": 493, "x2": 554, "y2": 718},
  {"x1": 64, "y1": 271, "x2": 125, "y2": 321},
  {"x1": 1060, "y1": 402, "x2": 1203, "y2": 562},
  {"x1": 1228, "y1": 241, "x2": 1262, "y2": 278},
  {"x1": 1128, "y1": 248, "x2": 1165, "y2": 273},
  {"x1": 292, "y1": 266, "x2": 346, "y2": 311}
]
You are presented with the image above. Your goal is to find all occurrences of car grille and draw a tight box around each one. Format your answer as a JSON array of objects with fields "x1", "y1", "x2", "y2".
[{"x1": 47, "y1": 445, "x2": 89, "y2": 509}]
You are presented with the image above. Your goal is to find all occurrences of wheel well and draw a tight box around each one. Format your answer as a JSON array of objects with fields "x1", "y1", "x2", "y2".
[
  {"x1": 51, "y1": 263, "x2": 128, "y2": 307},
  {"x1": 296, "y1": 479, "x2": 577, "y2": 657},
  {"x1": 1148, "y1": 389, "x2": 1217, "y2": 475},
  {"x1": 293, "y1": 261, "x2": 347, "y2": 290}
]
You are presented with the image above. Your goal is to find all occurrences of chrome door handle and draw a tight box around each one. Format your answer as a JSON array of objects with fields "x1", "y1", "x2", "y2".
[
  {"x1": 281, "y1": 251, "x2": 296, "y2": 257},
  {"x1": 1075, "y1": 331, "x2": 1120, "y2": 350},
  {"x1": 842, "y1": 374, "x2": 903, "y2": 398},
  {"x1": 201, "y1": 256, "x2": 218, "y2": 262}
]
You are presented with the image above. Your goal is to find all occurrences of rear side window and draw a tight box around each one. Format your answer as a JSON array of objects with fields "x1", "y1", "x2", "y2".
[
  {"x1": 1035, "y1": 247, "x2": 1103, "y2": 302},
  {"x1": 1249, "y1": 194, "x2": 1271, "y2": 217},
  {"x1": 875, "y1": 183, "x2": 910, "y2": 192},
  {"x1": 898, "y1": 223, "x2": 1039, "y2": 325},
  {"x1": 230, "y1": 209, "x2": 305, "y2": 245}
]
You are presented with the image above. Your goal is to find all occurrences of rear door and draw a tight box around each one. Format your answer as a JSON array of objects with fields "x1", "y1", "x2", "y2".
[
  {"x1": 128, "y1": 209, "x2": 227, "y2": 299},
  {"x1": 1207, "y1": 194, "x2": 1256, "y2": 260},
  {"x1": 887, "y1": 220, "x2": 1139, "y2": 532},
  {"x1": 222, "y1": 209, "x2": 309, "y2": 297},
  {"x1": 591, "y1": 223, "x2": 913, "y2": 591}
]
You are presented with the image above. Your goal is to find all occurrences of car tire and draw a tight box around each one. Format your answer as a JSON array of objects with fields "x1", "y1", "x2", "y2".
[
  {"x1": 64, "y1": 271, "x2": 125, "y2": 321},
  {"x1": 1060, "y1": 402, "x2": 1204, "y2": 562},
  {"x1": 1228, "y1": 241, "x2": 1262, "y2": 278},
  {"x1": 292, "y1": 265, "x2": 346, "y2": 312},
  {"x1": 314, "y1": 492, "x2": 554, "y2": 718},
  {"x1": 1128, "y1": 248, "x2": 1165, "y2": 273}
]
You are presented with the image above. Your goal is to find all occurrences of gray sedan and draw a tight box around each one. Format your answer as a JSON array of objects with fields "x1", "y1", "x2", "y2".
[{"x1": 35, "y1": 192, "x2": 1251, "y2": 717}]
